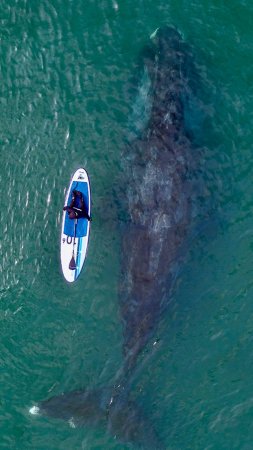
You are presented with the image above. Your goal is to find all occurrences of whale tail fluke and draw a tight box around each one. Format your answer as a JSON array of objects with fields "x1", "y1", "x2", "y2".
[
  {"x1": 32, "y1": 388, "x2": 109, "y2": 427},
  {"x1": 31, "y1": 386, "x2": 164, "y2": 449}
]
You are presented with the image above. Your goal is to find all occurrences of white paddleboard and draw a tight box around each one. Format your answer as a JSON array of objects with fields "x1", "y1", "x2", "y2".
[{"x1": 61, "y1": 168, "x2": 91, "y2": 282}]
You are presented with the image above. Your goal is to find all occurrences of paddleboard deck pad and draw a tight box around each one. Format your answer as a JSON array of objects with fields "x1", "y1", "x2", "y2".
[{"x1": 61, "y1": 168, "x2": 91, "y2": 282}]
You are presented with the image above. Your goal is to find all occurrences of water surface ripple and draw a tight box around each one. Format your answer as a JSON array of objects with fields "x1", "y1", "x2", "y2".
[{"x1": 1, "y1": 1, "x2": 253, "y2": 449}]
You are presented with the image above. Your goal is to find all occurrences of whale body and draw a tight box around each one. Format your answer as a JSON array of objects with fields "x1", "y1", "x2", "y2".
[
  {"x1": 31, "y1": 26, "x2": 197, "y2": 449},
  {"x1": 120, "y1": 26, "x2": 193, "y2": 376}
]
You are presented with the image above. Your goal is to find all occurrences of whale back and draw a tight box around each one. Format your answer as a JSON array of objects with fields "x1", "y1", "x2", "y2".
[{"x1": 120, "y1": 26, "x2": 193, "y2": 372}]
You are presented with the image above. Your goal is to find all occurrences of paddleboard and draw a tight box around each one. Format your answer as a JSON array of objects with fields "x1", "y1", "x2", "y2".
[{"x1": 61, "y1": 168, "x2": 91, "y2": 282}]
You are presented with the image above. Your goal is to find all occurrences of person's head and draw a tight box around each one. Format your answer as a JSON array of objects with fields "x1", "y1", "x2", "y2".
[{"x1": 68, "y1": 211, "x2": 76, "y2": 219}]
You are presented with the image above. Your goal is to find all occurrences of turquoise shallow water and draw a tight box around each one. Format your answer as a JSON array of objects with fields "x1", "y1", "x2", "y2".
[{"x1": 1, "y1": 1, "x2": 253, "y2": 449}]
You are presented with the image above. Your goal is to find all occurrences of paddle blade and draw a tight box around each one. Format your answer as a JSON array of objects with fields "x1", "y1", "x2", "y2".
[{"x1": 69, "y1": 255, "x2": 76, "y2": 270}]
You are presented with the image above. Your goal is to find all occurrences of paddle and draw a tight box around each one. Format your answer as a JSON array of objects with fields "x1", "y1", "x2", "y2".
[{"x1": 69, "y1": 219, "x2": 78, "y2": 270}]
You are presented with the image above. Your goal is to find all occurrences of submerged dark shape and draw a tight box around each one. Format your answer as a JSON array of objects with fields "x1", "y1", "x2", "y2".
[
  {"x1": 37, "y1": 386, "x2": 163, "y2": 449},
  {"x1": 121, "y1": 26, "x2": 193, "y2": 374},
  {"x1": 32, "y1": 26, "x2": 197, "y2": 448}
]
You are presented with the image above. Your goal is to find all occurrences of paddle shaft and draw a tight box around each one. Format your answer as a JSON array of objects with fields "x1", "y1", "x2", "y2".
[
  {"x1": 69, "y1": 219, "x2": 78, "y2": 270},
  {"x1": 72, "y1": 219, "x2": 77, "y2": 254}
]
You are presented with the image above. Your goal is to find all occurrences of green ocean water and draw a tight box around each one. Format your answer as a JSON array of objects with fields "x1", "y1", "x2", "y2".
[{"x1": 1, "y1": 1, "x2": 253, "y2": 449}]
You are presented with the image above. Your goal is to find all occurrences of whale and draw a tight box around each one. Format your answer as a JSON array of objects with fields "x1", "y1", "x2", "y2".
[
  {"x1": 30, "y1": 26, "x2": 197, "y2": 449},
  {"x1": 119, "y1": 26, "x2": 194, "y2": 377}
]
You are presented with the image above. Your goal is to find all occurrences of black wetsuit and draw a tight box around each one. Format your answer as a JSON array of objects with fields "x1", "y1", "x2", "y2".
[
  {"x1": 64, "y1": 190, "x2": 91, "y2": 221},
  {"x1": 71, "y1": 206, "x2": 90, "y2": 220}
]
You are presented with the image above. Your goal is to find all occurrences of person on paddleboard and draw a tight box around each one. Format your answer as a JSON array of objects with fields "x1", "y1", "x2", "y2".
[{"x1": 63, "y1": 190, "x2": 91, "y2": 221}]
